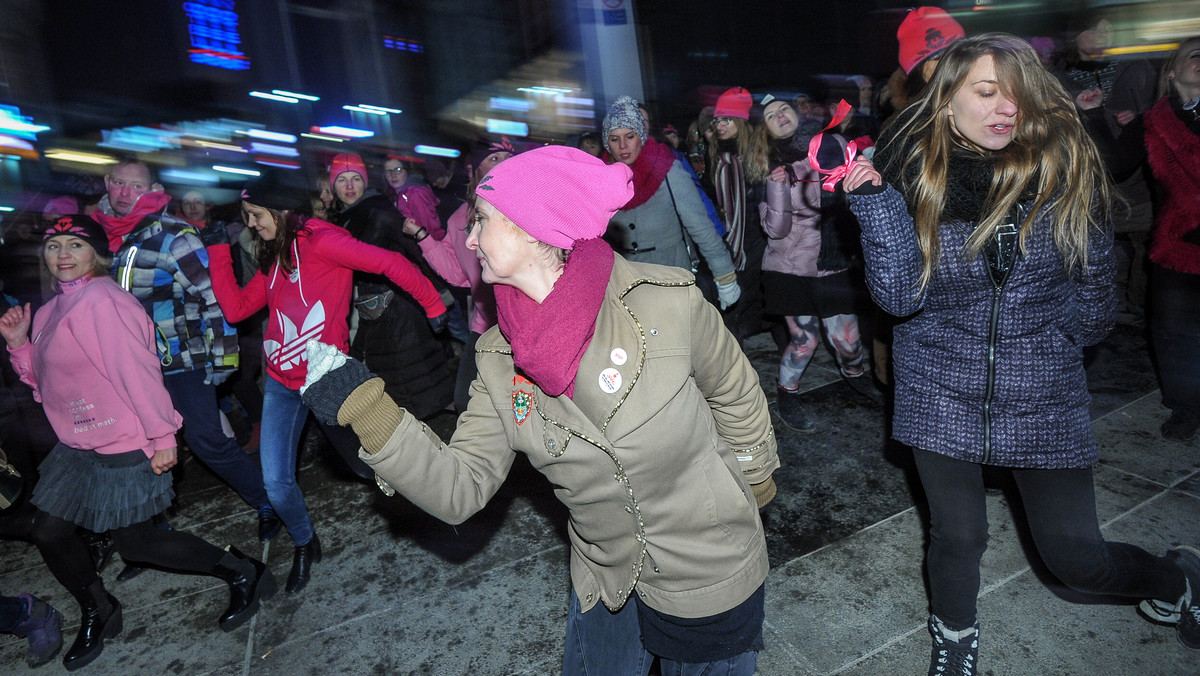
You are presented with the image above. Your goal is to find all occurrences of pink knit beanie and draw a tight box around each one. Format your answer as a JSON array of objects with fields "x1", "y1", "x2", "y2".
[
  {"x1": 714, "y1": 87, "x2": 753, "y2": 120},
  {"x1": 476, "y1": 145, "x2": 633, "y2": 250},
  {"x1": 329, "y1": 153, "x2": 368, "y2": 187}
]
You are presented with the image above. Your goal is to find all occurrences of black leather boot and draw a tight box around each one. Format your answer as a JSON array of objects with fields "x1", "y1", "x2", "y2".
[
  {"x1": 212, "y1": 547, "x2": 277, "y2": 631},
  {"x1": 285, "y1": 533, "x2": 321, "y2": 594},
  {"x1": 63, "y1": 579, "x2": 122, "y2": 671}
]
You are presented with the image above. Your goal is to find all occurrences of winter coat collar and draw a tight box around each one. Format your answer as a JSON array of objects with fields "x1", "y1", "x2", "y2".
[{"x1": 93, "y1": 191, "x2": 173, "y2": 251}]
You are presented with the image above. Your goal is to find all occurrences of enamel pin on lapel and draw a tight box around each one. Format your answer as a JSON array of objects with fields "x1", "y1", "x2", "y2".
[{"x1": 512, "y1": 375, "x2": 533, "y2": 425}]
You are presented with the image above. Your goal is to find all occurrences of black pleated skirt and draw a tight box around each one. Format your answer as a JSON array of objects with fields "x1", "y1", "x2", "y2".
[{"x1": 31, "y1": 443, "x2": 174, "y2": 532}]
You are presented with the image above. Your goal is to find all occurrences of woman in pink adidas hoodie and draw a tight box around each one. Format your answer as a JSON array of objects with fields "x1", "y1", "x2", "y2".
[
  {"x1": 0, "y1": 215, "x2": 274, "y2": 671},
  {"x1": 201, "y1": 170, "x2": 446, "y2": 595}
]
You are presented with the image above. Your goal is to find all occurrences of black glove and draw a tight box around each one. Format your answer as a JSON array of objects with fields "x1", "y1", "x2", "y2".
[
  {"x1": 847, "y1": 181, "x2": 886, "y2": 196},
  {"x1": 428, "y1": 311, "x2": 449, "y2": 334},
  {"x1": 301, "y1": 357, "x2": 375, "y2": 426},
  {"x1": 196, "y1": 223, "x2": 230, "y2": 247}
]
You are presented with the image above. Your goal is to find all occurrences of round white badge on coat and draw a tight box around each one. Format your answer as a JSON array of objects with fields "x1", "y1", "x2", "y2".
[
  {"x1": 599, "y1": 368, "x2": 622, "y2": 394},
  {"x1": 610, "y1": 348, "x2": 627, "y2": 366}
]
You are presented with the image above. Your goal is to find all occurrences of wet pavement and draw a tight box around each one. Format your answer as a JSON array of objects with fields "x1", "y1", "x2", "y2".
[{"x1": 2, "y1": 318, "x2": 1199, "y2": 675}]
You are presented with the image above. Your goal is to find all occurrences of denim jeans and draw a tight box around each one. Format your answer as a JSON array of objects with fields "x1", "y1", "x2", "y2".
[
  {"x1": 261, "y1": 377, "x2": 314, "y2": 546},
  {"x1": 561, "y1": 590, "x2": 758, "y2": 676},
  {"x1": 163, "y1": 369, "x2": 268, "y2": 511},
  {"x1": 913, "y1": 448, "x2": 1185, "y2": 630}
]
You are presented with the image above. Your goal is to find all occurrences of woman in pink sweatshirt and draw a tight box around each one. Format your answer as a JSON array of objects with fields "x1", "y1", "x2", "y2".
[
  {"x1": 0, "y1": 215, "x2": 275, "y2": 671},
  {"x1": 201, "y1": 170, "x2": 446, "y2": 595}
]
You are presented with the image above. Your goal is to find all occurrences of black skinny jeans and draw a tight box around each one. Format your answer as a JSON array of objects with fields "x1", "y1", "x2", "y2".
[
  {"x1": 30, "y1": 510, "x2": 223, "y2": 597},
  {"x1": 913, "y1": 448, "x2": 1185, "y2": 630}
]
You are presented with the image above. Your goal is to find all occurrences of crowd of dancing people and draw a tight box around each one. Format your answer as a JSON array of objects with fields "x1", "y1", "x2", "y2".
[{"x1": 0, "y1": 6, "x2": 1199, "y2": 674}]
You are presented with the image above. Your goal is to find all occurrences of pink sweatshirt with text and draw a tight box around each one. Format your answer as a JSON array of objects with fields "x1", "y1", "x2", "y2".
[{"x1": 7, "y1": 276, "x2": 182, "y2": 457}]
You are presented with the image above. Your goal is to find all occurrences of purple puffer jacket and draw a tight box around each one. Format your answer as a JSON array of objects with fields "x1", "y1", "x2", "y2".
[{"x1": 849, "y1": 186, "x2": 1116, "y2": 469}]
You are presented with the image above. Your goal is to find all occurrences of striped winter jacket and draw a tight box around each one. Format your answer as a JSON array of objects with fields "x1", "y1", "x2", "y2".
[{"x1": 110, "y1": 207, "x2": 238, "y2": 379}]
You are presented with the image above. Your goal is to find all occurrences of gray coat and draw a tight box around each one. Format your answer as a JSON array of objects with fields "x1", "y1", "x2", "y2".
[
  {"x1": 849, "y1": 186, "x2": 1116, "y2": 469},
  {"x1": 608, "y1": 161, "x2": 736, "y2": 280}
]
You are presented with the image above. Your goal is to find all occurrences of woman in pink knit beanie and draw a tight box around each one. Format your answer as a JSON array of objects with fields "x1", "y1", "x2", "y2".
[{"x1": 302, "y1": 144, "x2": 780, "y2": 675}]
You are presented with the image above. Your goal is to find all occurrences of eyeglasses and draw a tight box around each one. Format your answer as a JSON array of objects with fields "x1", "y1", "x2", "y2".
[
  {"x1": 384, "y1": 168, "x2": 405, "y2": 175},
  {"x1": 713, "y1": 117, "x2": 737, "y2": 128}
]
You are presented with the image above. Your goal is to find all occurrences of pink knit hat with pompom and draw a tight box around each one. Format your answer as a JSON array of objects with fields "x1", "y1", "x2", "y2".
[{"x1": 476, "y1": 146, "x2": 633, "y2": 250}]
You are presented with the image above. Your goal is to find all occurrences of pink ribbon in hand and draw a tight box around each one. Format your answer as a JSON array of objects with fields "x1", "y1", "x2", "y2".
[{"x1": 807, "y1": 99, "x2": 859, "y2": 193}]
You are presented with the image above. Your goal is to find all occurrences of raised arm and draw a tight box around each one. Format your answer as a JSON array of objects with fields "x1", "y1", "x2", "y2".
[
  {"x1": 203, "y1": 242, "x2": 269, "y2": 324},
  {"x1": 1, "y1": 303, "x2": 38, "y2": 397},
  {"x1": 847, "y1": 160, "x2": 926, "y2": 317},
  {"x1": 317, "y1": 226, "x2": 446, "y2": 318}
]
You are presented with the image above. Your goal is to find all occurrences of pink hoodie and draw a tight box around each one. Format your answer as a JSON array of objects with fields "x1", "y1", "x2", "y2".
[
  {"x1": 7, "y1": 276, "x2": 182, "y2": 457},
  {"x1": 207, "y1": 219, "x2": 446, "y2": 390}
]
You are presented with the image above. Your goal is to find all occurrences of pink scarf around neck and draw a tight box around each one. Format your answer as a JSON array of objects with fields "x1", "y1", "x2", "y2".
[{"x1": 495, "y1": 237, "x2": 614, "y2": 398}]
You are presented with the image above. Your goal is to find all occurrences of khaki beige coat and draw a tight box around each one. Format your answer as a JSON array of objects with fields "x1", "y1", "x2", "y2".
[{"x1": 361, "y1": 256, "x2": 778, "y2": 618}]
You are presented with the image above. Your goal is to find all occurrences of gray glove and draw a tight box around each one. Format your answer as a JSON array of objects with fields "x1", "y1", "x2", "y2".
[
  {"x1": 717, "y1": 280, "x2": 742, "y2": 311},
  {"x1": 301, "y1": 341, "x2": 375, "y2": 426}
]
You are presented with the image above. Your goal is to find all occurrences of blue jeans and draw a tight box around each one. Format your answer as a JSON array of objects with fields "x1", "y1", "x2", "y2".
[
  {"x1": 163, "y1": 369, "x2": 268, "y2": 511},
  {"x1": 562, "y1": 591, "x2": 758, "y2": 676},
  {"x1": 261, "y1": 377, "x2": 314, "y2": 546}
]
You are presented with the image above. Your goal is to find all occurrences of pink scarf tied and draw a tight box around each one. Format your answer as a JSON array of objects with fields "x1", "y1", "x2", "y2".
[{"x1": 807, "y1": 100, "x2": 860, "y2": 192}]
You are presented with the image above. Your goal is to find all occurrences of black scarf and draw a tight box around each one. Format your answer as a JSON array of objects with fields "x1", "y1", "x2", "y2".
[
  {"x1": 766, "y1": 119, "x2": 826, "y2": 169},
  {"x1": 874, "y1": 109, "x2": 1037, "y2": 224}
]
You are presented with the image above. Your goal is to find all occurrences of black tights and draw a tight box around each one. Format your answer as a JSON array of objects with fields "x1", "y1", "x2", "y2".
[
  {"x1": 913, "y1": 448, "x2": 1186, "y2": 630},
  {"x1": 30, "y1": 510, "x2": 224, "y2": 597}
]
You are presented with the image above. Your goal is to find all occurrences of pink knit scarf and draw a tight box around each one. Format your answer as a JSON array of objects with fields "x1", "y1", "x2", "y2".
[
  {"x1": 495, "y1": 237, "x2": 614, "y2": 398},
  {"x1": 93, "y1": 192, "x2": 172, "y2": 251},
  {"x1": 621, "y1": 138, "x2": 677, "y2": 211}
]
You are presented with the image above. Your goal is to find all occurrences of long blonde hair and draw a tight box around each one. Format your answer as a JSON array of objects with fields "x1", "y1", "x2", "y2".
[
  {"x1": 743, "y1": 122, "x2": 776, "y2": 184},
  {"x1": 883, "y1": 33, "x2": 1111, "y2": 293},
  {"x1": 1159, "y1": 37, "x2": 1200, "y2": 99}
]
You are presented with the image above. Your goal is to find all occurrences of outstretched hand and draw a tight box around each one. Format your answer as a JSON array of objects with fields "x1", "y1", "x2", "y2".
[{"x1": 301, "y1": 340, "x2": 376, "y2": 426}]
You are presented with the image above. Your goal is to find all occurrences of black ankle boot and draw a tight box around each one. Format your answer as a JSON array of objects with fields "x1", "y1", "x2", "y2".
[
  {"x1": 286, "y1": 534, "x2": 321, "y2": 594},
  {"x1": 213, "y1": 547, "x2": 278, "y2": 631},
  {"x1": 63, "y1": 580, "x2": 122, "y2": 671}
]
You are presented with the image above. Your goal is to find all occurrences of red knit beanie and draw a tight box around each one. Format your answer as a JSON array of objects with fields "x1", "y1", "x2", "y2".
[
  {"x1": 714, "y1": 87, "x2": 753, "y2": 120},
  {"x1": 897, "y1": 7, "x2": 965, "y2": 74},
  {"x1": 329, "y1": 153, "x2": 369, "y2": 187},
  {"x1": 475, "y1": 146, "x2": 633, "y2": 250}
]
